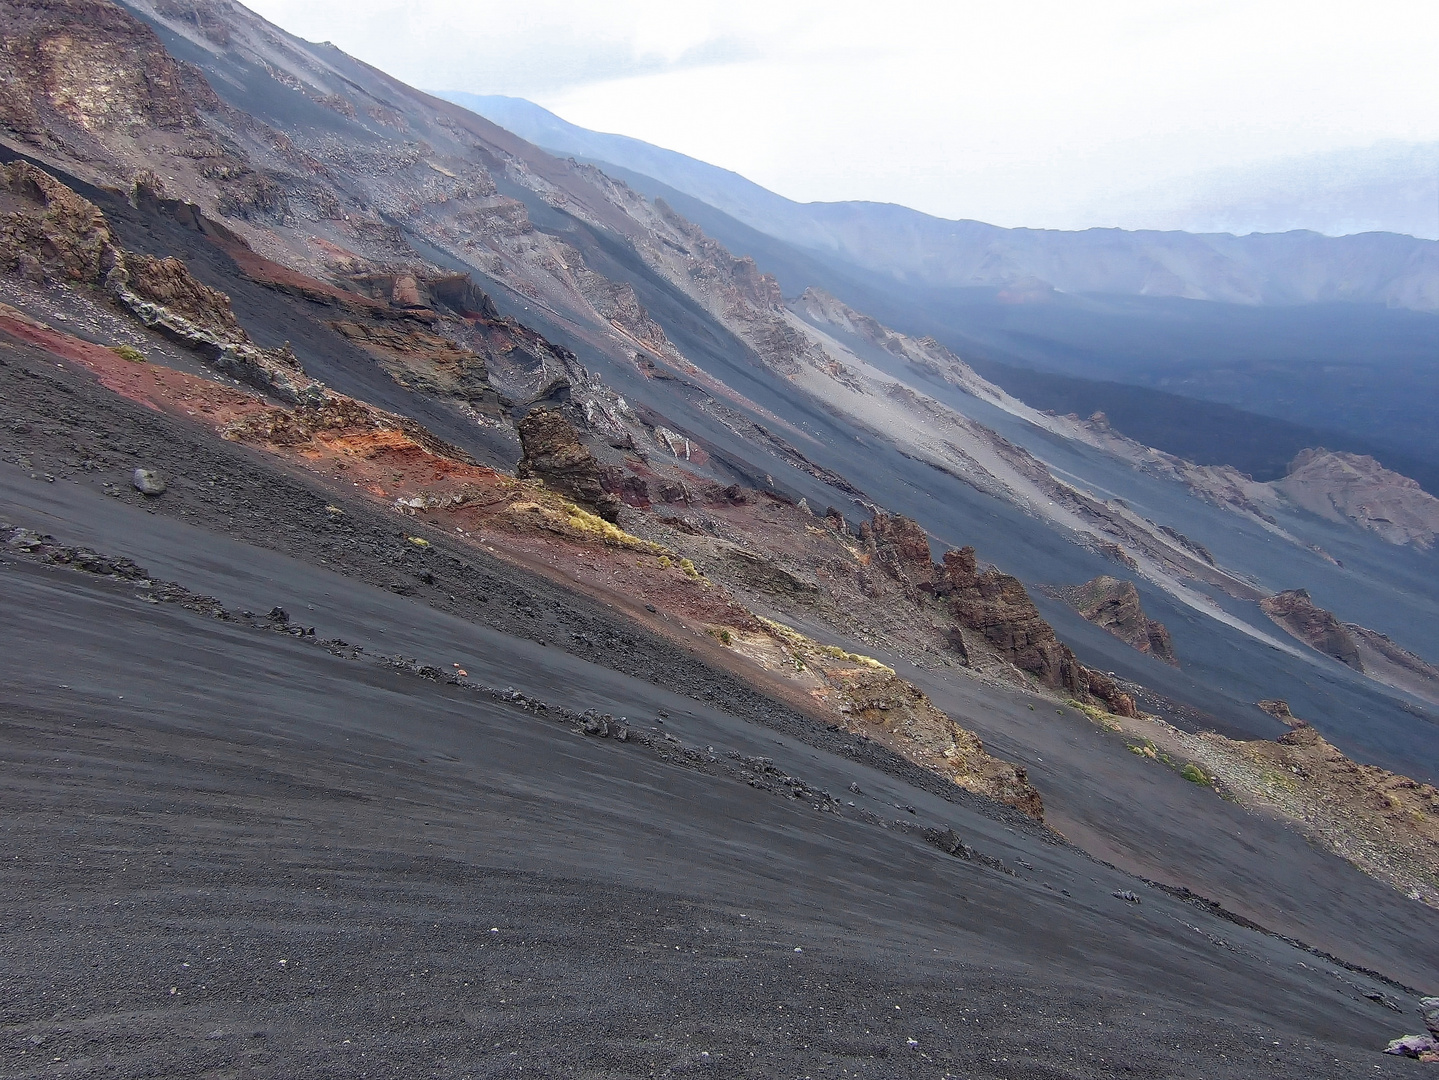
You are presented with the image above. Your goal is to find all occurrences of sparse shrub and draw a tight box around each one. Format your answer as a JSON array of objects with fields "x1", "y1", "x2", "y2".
[
  {"x1": 1180, "y1": 763, "x2": 1209, "y2": 784},
  {"x1": 658, "y1": 555, "x2": 672, "y2": 569},
  {"x1": 679, "y1": 557, "x2": 699, "y2": 578},
  {"x1": 112, "y1": 344, "x2": 145, "y2": 363}
]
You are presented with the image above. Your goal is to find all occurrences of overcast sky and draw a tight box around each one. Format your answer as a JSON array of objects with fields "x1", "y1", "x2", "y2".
[{"x1": 244, "y1": 0, "x2": 1439, "y2": 231}]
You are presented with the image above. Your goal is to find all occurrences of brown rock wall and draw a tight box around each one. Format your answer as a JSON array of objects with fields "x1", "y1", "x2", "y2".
[
  {"x1": 1260, "y1": 589, "x2": 1362, "y2": 669},
  {"x1": 517, "y1": 408, "x2": 621, "y2": 522}
]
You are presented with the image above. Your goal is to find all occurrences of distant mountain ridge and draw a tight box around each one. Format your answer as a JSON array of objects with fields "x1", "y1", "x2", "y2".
[{"x1": 445, "y1": 93, "x2": 1439, "y2": 313}]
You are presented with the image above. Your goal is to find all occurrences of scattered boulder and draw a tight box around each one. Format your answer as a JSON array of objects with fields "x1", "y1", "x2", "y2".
[
  {"x1": 1385, "y1": 1007, "x2": 1439, "y2": 1063},
  {"x1": 6, "y1": 527, "x2": 44, "y2": 551},
  {"x1": 131, "y1": 468, "x2": 166, "y2": 495},
  {"x1": 1259, "y1": 589, "x2": 1362, "y2": 670},
  {"x1": 516, "y1": 408, "x2": 621, "y2": 522},
  {"x1": 1383, "y1": 1032, "x2": 1438, "y2": 1060},
  {"x1": 1058, "y1": 575, "x2": 1178, "y2": 665}
]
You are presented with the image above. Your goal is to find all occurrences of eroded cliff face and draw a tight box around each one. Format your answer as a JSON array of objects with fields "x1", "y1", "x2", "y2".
[
  {"x1": 1260, "y1": 589, "x2": 1363, "y2": 670},
  {"x1": 936, "y1": 548, "x2": 1137, "y2": 717},
  {"x1": 1058, "y1": 575, "x2": 1178, "y2": 666},
  {"x1": 516, "y1": 408, "x2": 621, "y2": 523},
  {"x1": 1274, "y1": 448, "x2": 1439, "y2": 550}
]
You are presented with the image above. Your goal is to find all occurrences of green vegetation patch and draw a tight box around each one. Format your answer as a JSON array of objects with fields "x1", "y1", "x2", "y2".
[{"x1": 1179, "y1": 763, "x2": 1210, "y2": 785}]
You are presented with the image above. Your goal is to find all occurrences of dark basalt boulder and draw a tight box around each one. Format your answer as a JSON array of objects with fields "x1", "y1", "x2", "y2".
[{"x1": 516, "y1": 408, "x2": 621, "y2": 523}]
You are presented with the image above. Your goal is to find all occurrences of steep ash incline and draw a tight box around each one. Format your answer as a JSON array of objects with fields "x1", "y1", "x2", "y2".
[
  {"x1": 2, "y1": 306, "x2": 1438, "y2": 1072},
  {"x1": 0, "y1": 0, "x2": 1417, "y2": 778},
  {"x1": 0, "y1": 474, "x2": 1430, "y2": 1078},
  {"x1": 2, "y1": 1, "x2": 1439, "y2": 1071}
]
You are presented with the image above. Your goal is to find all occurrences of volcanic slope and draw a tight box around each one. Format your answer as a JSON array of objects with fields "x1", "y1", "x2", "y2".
[
  {"x1": 1, "y1": 0, "x2": 1433, "y2": 860},
  {"x1": 2, "y1": 2, "x2": 1439, "y2": 1068},
  {"x1": 0, "y1": 365, "x2": 1431, "y2": 1079},
  {"x1": 13, "y1": 0, "x2": 1426, "y2": 783}
]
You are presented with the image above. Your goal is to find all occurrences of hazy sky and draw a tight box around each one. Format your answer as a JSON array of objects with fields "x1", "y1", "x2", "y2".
[{"x1": 244, "y1": 0, "x2": 1439, "y2": 230}]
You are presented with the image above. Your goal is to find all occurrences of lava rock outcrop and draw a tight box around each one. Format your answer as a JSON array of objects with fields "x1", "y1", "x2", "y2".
[
  {"x1": 1060, "y1": 575, "x2": 1177, "y2": 665},
  {"x1": 516, "y1": 408, "x2": 621, "y2": 523},
  {"x1": 861, "y1": 510, "x2": 935, "y2": 590},
  {"x1": 1260, "y1": 589, "x2": 1362, "y2": 670},
  {"x1": 936, "y1": 546, "x2": 1137, "y2": 716}
]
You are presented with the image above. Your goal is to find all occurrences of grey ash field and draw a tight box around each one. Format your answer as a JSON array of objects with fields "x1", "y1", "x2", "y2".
[
  {"x1": 3, "y1": 0, "x2": 1439, "y2": 1074},
  {"x1": 0, "y1": 330, "x2": 1429, "y2": 1079}
]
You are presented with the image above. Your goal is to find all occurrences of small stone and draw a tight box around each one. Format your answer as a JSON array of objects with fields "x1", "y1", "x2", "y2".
[
  {"x1": 132, "y1": 468, "x2": 166, "y2": 496},
  {"x1": 267, "y1": 607, "x2": 289, "y2": 623},
  {"x1": 1113, "y1": 890, "x2": 1141, "y2": 903},
  {"x1": 6, "y1": 528, "x2": 43, "y2": 551}
]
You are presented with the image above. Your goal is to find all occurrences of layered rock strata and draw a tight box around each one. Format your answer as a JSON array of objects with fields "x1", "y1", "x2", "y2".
[
  {"x1": 516, "y1": 408, "x2": 621, "y2": 522},
  {"x1": 1059, "y1": 575, "x2": 1178, "y2": 665},
  {"x1": 935, "y1": 548, "x2": 1137, "y2": 716}
]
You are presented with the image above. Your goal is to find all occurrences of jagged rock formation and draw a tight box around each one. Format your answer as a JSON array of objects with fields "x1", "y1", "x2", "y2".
[
  {"x1": 1259, "y1": 589, "x2": 1362, "y2": 669},
  {"x1": 1058, "y1": 575, "x2": 1178, "y2": 665},
  {"x1": 1257, "y1": 588, "x2": 1439, "y2": 704},
  {"x1": 1257, "y1": 699, "x2": 1301, "y2": 726},
  {"x1": 935, "y1": 547, "x2": 1137, "y2": 716},
  {"x1": 1274, "y1": 448, "x2": 1439, "y2": 550},
  {"x1": 860, "y1": 510, "x2": 934, "y2": 590},
  {"x1": 1, "y1": 158, "x2": 120, "y2": 284},
  {"x1": 516, "y1": 408, "x2": 621, "y2": 522},
  {"x1": 1, "y1": 159, "x2": 318, "y2": 402}
]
